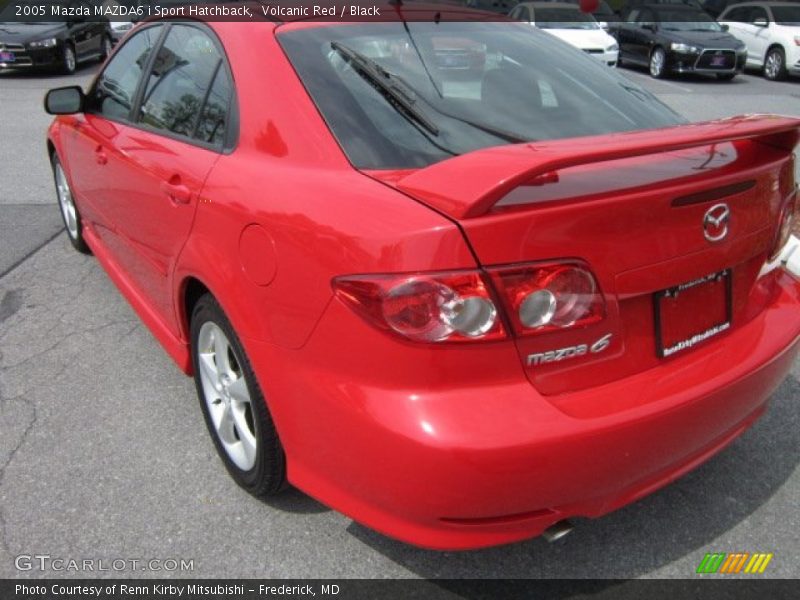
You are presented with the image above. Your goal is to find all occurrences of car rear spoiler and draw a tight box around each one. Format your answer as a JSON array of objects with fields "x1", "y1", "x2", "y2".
[{"x1": 395, "y1": 115, "x2": 800, "y2": 219}]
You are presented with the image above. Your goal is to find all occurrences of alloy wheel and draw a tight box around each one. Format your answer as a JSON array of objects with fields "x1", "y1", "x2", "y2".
[
  {"x1": 64, "y1": 46, "x2": 76, "y2": 74},
  {"x1": 650, "y1": 48, "x2": 665, "y2": 78},
  {"x1": 764, "y1": 50, "x2": 784, "y2": 81},
  {"x1": 197, "y1": 322, "x2": 258, "y2": 471},
  {"x1": 55, "y1": 163, "x2": 79, "y2": 239}
]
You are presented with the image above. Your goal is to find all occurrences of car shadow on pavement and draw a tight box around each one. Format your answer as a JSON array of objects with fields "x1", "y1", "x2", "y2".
[
  {"x1": 344, "y1": 375, "x2": 799, "y2": 586},
  {"x1": 257, "y1": 485, "x2": 331, "y2": 515}
]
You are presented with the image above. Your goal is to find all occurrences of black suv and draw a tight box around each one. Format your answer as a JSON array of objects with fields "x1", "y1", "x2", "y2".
[{"x1": 0, "y1": 8, "x2": 112, "y2": 74}]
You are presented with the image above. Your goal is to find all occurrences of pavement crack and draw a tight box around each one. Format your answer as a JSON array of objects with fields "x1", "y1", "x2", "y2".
[
  {"x1": 0, "y1": 391, "x2": 38, "y2": 557},
  {"x1": 0, "y1": 319, "x2": 139, "y2": 371}
]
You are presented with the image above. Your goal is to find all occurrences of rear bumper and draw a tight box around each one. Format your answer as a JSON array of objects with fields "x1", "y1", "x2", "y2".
[{"x1": 245, "y1": 271, "x2": 800, "y2": 550}]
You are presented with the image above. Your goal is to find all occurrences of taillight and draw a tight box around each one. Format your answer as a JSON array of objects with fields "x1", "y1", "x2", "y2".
[
  {"x1": 488, "y1": 262, "x2": 605, "y2": 336},
  {"x1": 333, "y1": 261, "x2": 607, "y2": 343},
  {"x1": 771, "y1": 192, "x2": 797, "y2": 260},
  {"x1": 333, "y1": 271, "x2": 505, "y2": 343}
]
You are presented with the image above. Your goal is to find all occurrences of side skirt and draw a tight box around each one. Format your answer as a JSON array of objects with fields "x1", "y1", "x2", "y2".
[{"x1": 83, "y1": 225, "x2": 192, "y2": 374}]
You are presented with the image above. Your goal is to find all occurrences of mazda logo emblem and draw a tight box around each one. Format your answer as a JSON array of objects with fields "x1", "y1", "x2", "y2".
[{"x1": 703, "y1": 203, "x2": 731, "y2": 242}]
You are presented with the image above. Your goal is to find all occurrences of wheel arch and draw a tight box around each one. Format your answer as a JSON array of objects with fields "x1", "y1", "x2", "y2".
[
  {"x1": 765, "y1": 43, "x2": 785, "y2": 58},
  {"x1": 180, "y1": 276, "x2": 211, "y2": 343}
]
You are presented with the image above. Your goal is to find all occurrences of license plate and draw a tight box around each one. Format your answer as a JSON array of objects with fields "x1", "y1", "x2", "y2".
[
  {"x1": 0, "y1": 51, "x2": 15, "y2": 63},
  {"x1": 654, "y1": 270, "x2": 732, "y2": 358},
  {"x1": 710, "y1": 56, "x2": 727, "y2": 67}
]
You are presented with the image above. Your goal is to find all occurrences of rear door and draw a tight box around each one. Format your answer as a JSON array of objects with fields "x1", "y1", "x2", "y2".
[{"x1": 94, "y1": 23, "x2": 234, "y2": 335}]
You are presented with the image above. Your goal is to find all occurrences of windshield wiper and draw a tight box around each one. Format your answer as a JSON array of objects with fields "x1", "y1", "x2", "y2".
[{"x1": 331, "y1": 41, "x2": 440, "y2": 137}]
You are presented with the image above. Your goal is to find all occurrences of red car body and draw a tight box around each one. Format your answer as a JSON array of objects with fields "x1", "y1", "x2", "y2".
[{"x1": 46, "y1": 12, "x2": 800, "y2": 549}]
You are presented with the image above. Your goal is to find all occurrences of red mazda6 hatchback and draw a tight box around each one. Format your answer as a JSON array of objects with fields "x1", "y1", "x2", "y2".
[{"x1": 44, "y1": 6, "x2": 800, "y2": 549}]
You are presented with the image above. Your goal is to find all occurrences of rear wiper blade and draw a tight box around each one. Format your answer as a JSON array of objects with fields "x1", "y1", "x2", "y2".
[
  {"x1": 448, "y1": 114, "x2": 529, "y2": 144},
  {"x1": 330, "y1": 41, "x2": 440, "y2": 137}
]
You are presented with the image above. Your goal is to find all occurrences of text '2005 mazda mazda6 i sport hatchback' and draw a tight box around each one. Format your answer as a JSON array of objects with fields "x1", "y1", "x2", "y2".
[{"x1": 44, "y1": 5, "x2": 800, "y2": 550}]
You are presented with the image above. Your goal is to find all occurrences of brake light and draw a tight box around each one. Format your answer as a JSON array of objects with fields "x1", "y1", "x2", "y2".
[
  {"x1": 771, "y1": 192, "x2": 797, "y2": 260},
  {"x1": 488, "y1": 262, "x2": 605, "y2": 336},
  {"x1": 334, "y1": 261, "x2": 606, "y2": 343},
  {"x1": 333, "y1": 271, "x2": 505, "y2": 343}
]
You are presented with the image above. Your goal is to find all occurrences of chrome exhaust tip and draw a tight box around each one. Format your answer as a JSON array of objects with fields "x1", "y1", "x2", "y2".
[{"x1": 542, "y1": 520, "x2": 574, "y2": 542}]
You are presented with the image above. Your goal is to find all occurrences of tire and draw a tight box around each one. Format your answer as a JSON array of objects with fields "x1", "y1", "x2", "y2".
[
  {"x1": 649, "y1": 47, "x2": 667, "y2": 79},
  {"x1": 61, "y1": 43, "x2": 76, "y2": 75},
  {"x1": 51, "y1": 154, "x2": 91, "y2": 254},
  {"x1": 191, "y1": 294, "x2": 286, "y2": 497},
  {"x1": 764, "y1": 47, "x2": 787, "y2": 81},
  {"x1": 716, "y1": 73, "x2": 736, "y2": 81},
  {"x1": 99, "y1": 35, "x2": 113, "y2": 62}
]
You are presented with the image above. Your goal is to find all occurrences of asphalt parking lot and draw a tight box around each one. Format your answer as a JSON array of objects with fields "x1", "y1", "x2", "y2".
[{"x1": 0, "y1": 60, "x2": 798, "y2": 581}]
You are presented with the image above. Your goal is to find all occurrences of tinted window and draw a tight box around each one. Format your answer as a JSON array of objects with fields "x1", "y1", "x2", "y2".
[
  {"x1": 88, "y1": 25, "x2": 163, "y2": 120},
  {"x1": 195, "y1": 67, "x2": 231, "y2": 146},
  {"x1": 655, "y1": 9, "x2": 722, "y2": 30},
  {"x1": 724, "y1": 7, "x2": 750, "y2": 22},
  {"x1": 137, "y1": 25, "x2": 224, "y2": 139},
  {"x1": 750, "y1": 7, "x2": 768, "y2": 22},
  {"x1": 279, "y1": 22, "x2": 683, "y2": 170},
  {"x1": 772, "y1": 5, "x2": 800, "y2": 24},
  {"x1": 534, "y1": 8, "x2": 600, "y2": 29}
]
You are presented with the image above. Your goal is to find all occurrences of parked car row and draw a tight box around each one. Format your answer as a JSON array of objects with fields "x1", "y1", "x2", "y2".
[
  {"x1": 505, "y1": 0, "x2": 799, "y2": 81},
  {"x1": 0, "y1": 0, "x2": 154, "y2": 74},
  {"x1": 0, "y1": 4, "x2": 112, "y2": 74}
]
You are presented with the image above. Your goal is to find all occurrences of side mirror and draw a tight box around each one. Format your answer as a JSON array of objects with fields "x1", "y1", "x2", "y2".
[
  {"x1": 598, "y1": 20, "x2": 609, "y2": 30},
  {"x1": 642, "y1": 23, "x2": 657, "y2": 32},
  {"x1": 753, "y1": 17, "x2": 768, "y2": 27},
  {"x1": 720, "y1": 23, "x2": 729, "y2": 31},
  {"x1": 44, "y1": 86, "x2": 85, "y2": 115}
]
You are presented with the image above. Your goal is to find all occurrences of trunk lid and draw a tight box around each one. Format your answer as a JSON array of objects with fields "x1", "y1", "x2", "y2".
[{"x1": 367, "y1": 116, "x2": 800, "y2": 397}]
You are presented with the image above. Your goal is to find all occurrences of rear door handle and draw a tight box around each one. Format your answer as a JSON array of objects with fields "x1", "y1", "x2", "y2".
[
  {"x1": 94, "y1": 145, "x2": 107, "y2": 165},
  {"x1": 161, "y1": 177, "x2": 193, "y2": 205}
]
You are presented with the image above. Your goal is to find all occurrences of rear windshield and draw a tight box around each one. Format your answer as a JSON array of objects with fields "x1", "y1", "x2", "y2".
[{"x1": 278, "y1": 22, "x2": 683, "y2": 169}]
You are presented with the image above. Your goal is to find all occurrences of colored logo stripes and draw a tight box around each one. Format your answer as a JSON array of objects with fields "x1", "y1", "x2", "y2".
[{"x1": 696, "y1": 552, "x2": 773, "y2": 574}]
